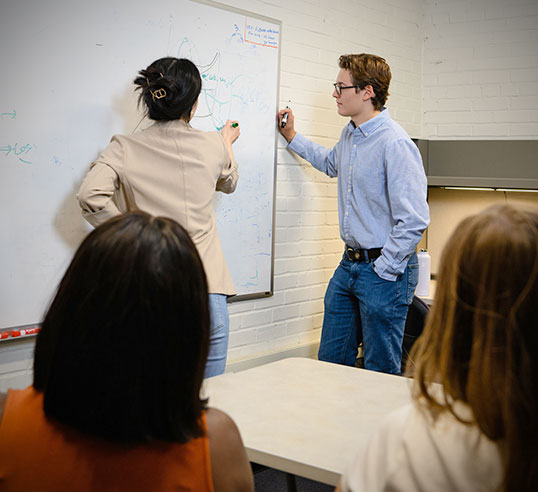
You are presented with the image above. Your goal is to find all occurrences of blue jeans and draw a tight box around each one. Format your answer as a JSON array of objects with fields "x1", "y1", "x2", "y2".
[
  {"x1": 204, "y1": 294, "x2": 230, "y2": 378},
  {"x1": 318, "y1": 253, "x2": 418, "y2": 374}
]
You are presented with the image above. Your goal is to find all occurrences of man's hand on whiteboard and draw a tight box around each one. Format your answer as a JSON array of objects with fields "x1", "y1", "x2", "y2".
[
  {"x1": 220, "y1": 120, "x2": 240, "y2": 162},
  {"x1": 278, "y1": 108, "x2": 296, "y2": 144}
]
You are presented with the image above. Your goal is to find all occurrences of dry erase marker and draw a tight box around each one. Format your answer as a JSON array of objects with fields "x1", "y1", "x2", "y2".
[
  {"x1": 217, "y1": 122, "x2": 239, "y2": 130},
  {"x1": 281, "y1": 100, "x2": 291, "y2": 128},
  {"x1": 20, "y1": 328, "x2": 40, "y2": 336}
]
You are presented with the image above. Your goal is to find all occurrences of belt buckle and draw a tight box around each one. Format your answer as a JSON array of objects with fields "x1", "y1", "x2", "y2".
[{"x1": 346, "y1": 247, "x2": 362, "y2": 262}]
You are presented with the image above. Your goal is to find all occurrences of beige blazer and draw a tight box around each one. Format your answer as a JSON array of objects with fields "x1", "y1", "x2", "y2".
[{"x1": 77, "y1": 119, "x2": 238, "y2": 295}]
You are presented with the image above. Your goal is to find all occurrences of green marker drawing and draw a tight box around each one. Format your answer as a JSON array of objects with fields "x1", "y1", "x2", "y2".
[{"x1": 217, "y1": 122, "x2": 239, "y2": 130}]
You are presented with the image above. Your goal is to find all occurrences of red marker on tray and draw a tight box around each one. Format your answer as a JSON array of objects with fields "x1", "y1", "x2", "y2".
[
  {"x1": 0, "y1": 327, "x2": 40, "y2": 340},
  {"x1": 20, "y1": 328, "x2": 40, "y2": 336}
]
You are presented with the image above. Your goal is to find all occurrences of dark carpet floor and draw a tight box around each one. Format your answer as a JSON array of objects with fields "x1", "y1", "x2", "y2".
[{"x1": 252, "y1": 464, "x2": 334, "y2": 492}]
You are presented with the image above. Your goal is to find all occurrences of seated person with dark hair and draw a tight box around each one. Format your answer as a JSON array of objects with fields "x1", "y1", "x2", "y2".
[{"x1": 0, "y1": 212, "x2": 254, "y2": 492}]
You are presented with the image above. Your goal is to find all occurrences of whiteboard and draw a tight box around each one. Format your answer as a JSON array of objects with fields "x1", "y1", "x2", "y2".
[{"x1": 0, "y1": 0, "x2": 280, "y2": 329}]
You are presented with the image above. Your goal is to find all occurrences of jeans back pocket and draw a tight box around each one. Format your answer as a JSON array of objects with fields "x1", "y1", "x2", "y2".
[{"x1": 406, "y1": 258, "x2": 419, "y2": 305}]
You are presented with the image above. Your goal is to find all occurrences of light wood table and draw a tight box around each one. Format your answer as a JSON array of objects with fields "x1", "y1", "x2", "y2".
[{"x1": 203, "y1": 357, "x2": 413, "y2": 486}]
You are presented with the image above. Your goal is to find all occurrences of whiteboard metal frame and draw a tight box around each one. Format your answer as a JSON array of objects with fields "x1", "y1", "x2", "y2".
[{"x1": 191, "y1": 0, "x2": 281, "y2": 303}]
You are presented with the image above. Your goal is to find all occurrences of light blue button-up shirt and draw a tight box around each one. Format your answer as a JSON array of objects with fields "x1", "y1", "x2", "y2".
[{"x1": 288, "y1": 108, "x2": 429, "y2": 281}]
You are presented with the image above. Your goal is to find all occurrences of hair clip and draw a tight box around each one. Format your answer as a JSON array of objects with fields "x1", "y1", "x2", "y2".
[
  {"x1": 159, "y1": 72, "x2": 164, "y2": 78},
  {"x1": 150, "y1": 88, "x2": 167, "y2": 101}
]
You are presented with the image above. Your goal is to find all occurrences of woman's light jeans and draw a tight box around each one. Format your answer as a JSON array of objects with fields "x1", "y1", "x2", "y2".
[{"x1": 204, "y1": 294, "x2": 230, "y2": 378}]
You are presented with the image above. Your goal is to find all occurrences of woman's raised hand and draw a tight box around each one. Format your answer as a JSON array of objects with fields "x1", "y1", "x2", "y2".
[{"x1": 220, "y1": 120, "x2": 240, "y2": 146}]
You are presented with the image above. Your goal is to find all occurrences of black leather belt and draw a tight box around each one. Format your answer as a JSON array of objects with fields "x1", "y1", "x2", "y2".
[{"x1": 345, "y1": 246, "x2": 382, "y2": 262}]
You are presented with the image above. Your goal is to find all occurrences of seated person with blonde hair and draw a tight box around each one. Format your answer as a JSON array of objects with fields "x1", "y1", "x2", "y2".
[
  {"x1": 0, "y1": 212, "x2": 253, "y2": 492},
  {"x1": 337, "y1": 203, "x2": 538, "y2": 492}
]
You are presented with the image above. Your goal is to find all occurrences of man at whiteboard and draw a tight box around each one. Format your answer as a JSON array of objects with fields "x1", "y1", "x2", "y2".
[{"x1": 278, "y1": 54, "x2": 429, "y2": 375}]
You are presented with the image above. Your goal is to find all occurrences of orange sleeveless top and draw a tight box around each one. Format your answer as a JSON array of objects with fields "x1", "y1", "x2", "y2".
[{"x1": 0, "y1": 387, "x2": 214, "y2": 492}]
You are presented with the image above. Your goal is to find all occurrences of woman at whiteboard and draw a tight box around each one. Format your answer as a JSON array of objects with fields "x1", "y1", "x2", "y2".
[{"x1": 77, "y1": 57, "x2": 240, "y2": 378}]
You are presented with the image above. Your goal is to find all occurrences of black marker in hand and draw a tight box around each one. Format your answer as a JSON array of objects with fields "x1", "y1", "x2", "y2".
[{"x1": 281, "y1": 100, "x2": 291, "y2": 128}]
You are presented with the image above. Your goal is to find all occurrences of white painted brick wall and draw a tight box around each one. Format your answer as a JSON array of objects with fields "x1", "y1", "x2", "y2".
[
  {"x1": 422, "y1": 0, "x2": 538, "y2": 139},
  {"x1": 222, "y1": 0, "x2": 424, "y2": 366},
  {"x1": 0, "y1": 340, "x2": 35, "y2": 391}
]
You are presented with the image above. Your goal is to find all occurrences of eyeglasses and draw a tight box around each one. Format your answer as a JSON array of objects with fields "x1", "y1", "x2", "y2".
[{"x1": 333, "y1": 83, "x2": 360, "y2": 96}]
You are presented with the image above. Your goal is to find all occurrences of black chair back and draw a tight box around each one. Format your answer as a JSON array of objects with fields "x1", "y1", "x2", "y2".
[{"x1": 401, "y1": 295, "x2": 430, "y2": 373}]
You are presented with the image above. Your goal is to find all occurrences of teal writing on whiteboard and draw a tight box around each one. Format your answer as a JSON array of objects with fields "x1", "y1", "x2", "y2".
[
  {"x1": 1, "y1": 110, "x2": 17, "y2": 119},
  {"x1": 0, "y1": 0, "x2": 281, "y2": 329},
  {"x1": 0, "y1": 143, "x2": 33, "y2": 164}
]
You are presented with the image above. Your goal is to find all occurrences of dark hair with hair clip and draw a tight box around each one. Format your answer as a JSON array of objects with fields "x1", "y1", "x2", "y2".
[
  {"x1": 33, "y1": 212, "x2": 210, "y2": 444},
  {"x1": 133, "y1": 57, "x2": 202, "y2": 121}
]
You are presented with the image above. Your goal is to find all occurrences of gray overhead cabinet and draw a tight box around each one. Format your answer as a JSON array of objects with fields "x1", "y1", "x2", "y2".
[{"x1": 414, "y1": 140, "x2": 538, "y2": 190}]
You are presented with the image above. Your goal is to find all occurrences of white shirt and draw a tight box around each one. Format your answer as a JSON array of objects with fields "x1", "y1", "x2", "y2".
[{"x1": 341, "y1": 402, "x2": 503, "y2": 492}]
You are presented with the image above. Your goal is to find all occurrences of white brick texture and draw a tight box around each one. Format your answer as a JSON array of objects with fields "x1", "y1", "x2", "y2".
[{"x1": 422, "y1": 0, "x2": 538, "y2": 139}]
